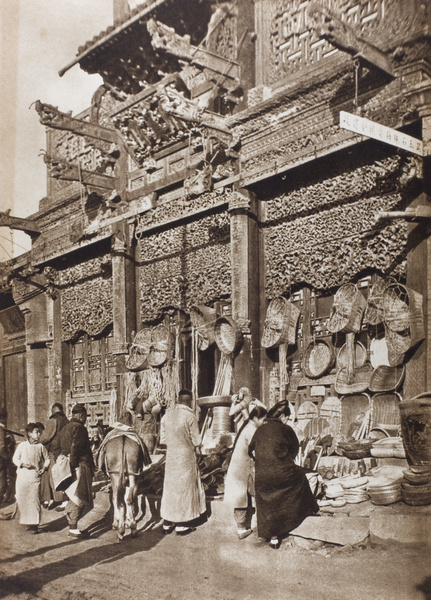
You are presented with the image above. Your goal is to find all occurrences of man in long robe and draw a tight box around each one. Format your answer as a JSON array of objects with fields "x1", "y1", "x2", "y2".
[
  {"x1": 40, "y1": 403, "x2": 69, "y2": 507},
  {"x1": 160, "y1": 390, "x2": 206, "y2": 535}
]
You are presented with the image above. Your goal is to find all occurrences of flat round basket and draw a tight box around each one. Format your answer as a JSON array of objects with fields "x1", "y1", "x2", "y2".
[
  {"x1": 369, "y1": 365, "x2": 405, "y2": 393},
  {"x1": 303, "y1": 340, "x2": 335, "y2": 378},
  {"x1": 369, "y1": 336, "x2": 390, "y2": 369},
  {"x1": 147, "y1": 324, "x2": 172, "y2": 367},
  {"x1": 261, "y1": 296, "x2": 300, "y2": 348},
  {"x1": 336, "y1": 340, "x2": 367, "y2": 370},
  {"x1": 190, "y1": 305, "x2": 216, "y2": 351},
  {"x1": 214, "y1": 316, "x2": 243, "y2": 355},
  {"x1": 327, "y1": 283, "x2": 367, "y2": 334},
  {"x1": 126, "y1": 328, "x2": 152, "y2": 371}
]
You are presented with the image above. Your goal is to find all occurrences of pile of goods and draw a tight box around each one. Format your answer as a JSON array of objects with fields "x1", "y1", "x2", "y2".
[
  {"x1": 370, "y1": 436, "x2": 406, "y2": 459},
  {"x1": 318, "y1": 475, "x2": 370, "y2": 508},
  {"x1": 401, "y1": 466, "x2": 431, "y2": 506},
  {"x1": 366, "y1": 466, "x2": 405, "y2": 505}
]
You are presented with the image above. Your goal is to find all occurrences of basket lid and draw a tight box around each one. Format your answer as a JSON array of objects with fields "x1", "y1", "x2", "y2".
[{"x1": 214, "y1": 316, "x2": 243, "y2": 355}]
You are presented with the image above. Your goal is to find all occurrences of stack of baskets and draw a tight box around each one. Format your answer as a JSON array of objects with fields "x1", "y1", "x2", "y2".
[
  {"x1": 368, "y1": 476, "x2": 403, "y2": 505},
  {"x1": 401, "y1": 466, "x2": 431, "y2": 506},
  {"x1": 337, "y1": 438, "x2": 373, "y2": 459}
]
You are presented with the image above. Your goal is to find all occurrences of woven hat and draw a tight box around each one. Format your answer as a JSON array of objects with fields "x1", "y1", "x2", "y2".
[{"x1": 72, "y1": 403, "x2": 87, "y2": 414}]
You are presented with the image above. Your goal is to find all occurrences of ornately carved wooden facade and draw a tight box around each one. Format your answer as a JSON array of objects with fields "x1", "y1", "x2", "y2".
[{"x1": 0, "y1": 0, "x2": 430, "y2": 433}]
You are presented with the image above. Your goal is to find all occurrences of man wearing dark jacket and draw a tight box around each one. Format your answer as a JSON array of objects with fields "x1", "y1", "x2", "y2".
[
  {"x1": 58, "y1": 403, "x2": 94, "y2": 537},
  {"x1": 40, "y1": 403, "x2": 69, "y2": 507}
]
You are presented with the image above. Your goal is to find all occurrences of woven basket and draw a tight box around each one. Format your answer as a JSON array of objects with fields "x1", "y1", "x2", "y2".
[
  {"x1": 147, "y1": 323, "x2": 173, "y2": 367},
  {"x1": 214, "y1": 316, "x2": 243, "y2": 355},
  {"x1": 339, "y1": 393, "x2": 371, "y2": 438},
  {"x1": 126, "y1": 328, "x2": 152, "y2": 371},
  {"x1": 296, "y1": 400, "x2": 318, "y2": 432},
  {"x1": 335, "y1": 364, "x2": 372, "y2": 395},
  {"x1": 190, "y1": 305, "x2": 217, "y2": 351},
  {"x1": 369, "y1": 365, "x2": 405, "y2": 393},
  {"x1": 382, "y1": 284, "x2": 425, "y2": 348},
  {"x1": 384, "y1": 325, "x2": 407, "y2": 366},
  {"x1": 261, "y1": 296, "x2": 300, "y2": 348},
  {"x1": 370, "y1": 392, "x2": 402, "y2": 429},
  {"x1": 364, "y1": 277, "x2": 393, "y2": 325},
  {"x1": 337, "y1": 438, "x2": 373, "y2": 459},
  {"x1": 328, "y1": 283, "x2": 367, "y2": 334},
  {"x1": 336, "y1": 340, "x2": 367, "y2": 371},
  {"x1": 303, "y1": 340, "x2": 335, "y2": 378}
]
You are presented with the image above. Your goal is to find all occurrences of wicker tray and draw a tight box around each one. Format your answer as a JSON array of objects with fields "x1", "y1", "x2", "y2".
[
  {"x1": 369, "y1": 365, "x2": 405, "y2": 393},
  {"x1": 214, "y1": 316, "x2": 243, "y2": 355},
  {"x1": 303, "y1": 340, "x2": 335, "y2": 378},
  {"x1": 335, "y1": 364, "x2": 372, "y2": 395},
  {"x1": 148, "y1": 324, "x2": 173, "y2": 367}
]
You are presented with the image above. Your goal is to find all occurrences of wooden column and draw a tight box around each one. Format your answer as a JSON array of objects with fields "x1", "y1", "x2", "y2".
[{"x1": 229, "y1": 188, "x2": 260, "y2": 396}]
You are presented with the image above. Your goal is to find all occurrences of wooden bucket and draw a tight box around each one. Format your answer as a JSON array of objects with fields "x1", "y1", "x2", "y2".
[
  {"x1": 328, "y1": 283, "x2": 367, "y2": 334},
  {"x1": 261, "y1": 296, "x2": 300, "y2": 348}
]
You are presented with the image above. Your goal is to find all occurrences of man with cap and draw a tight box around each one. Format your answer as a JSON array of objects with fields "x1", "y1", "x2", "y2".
[
  {"x1": 58, "y1": 404, "x2": 95, "y2": 537},
  {"x1": 40, "y1": 403, "x2": 69, "y2": 508}
]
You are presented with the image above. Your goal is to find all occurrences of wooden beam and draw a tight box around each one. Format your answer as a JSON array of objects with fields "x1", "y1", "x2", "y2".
[
  {"x1": 0, "y1": 210, "x2": 40, "y2": 235},
  {"x1": 35, "y1": 100, "x2": 118, "y2": 144},
  {"x1": 44, "y1": 157, "x2": 118, "y2": 190}
]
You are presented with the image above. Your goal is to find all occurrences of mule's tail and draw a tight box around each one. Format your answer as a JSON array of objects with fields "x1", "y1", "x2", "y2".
[{"x1": 116, "y1": 435, "x2": 126, "y2": 510}]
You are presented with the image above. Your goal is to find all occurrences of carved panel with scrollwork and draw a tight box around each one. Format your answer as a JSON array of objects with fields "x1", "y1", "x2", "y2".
[
  {"x1": 264, "y1": 154, "x2": 411, "y2": 296},
  {"x1": 137, "y1": 211, "x2": 231, "y2": 322}
]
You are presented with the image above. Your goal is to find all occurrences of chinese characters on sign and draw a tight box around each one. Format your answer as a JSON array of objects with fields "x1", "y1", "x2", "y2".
[{"x1": 340, "y1": 111, "x2": 424, "y2": 156}]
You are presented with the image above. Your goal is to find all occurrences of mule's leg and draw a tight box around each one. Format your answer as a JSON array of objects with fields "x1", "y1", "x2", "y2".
[
  {"x1": 125, "y1": 476, "x2": 138, "y2": 537},
  {"x1": 111, "y1": 473, "x2": 126, "y2": 540}
]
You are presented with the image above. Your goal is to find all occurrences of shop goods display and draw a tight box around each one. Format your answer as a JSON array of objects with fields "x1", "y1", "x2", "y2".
[
  {"x1": 319, "y1": 396, "x2": 342, "y2": 453},
  {"x1": 369, "y1": 365, "x2": 405, "y2": 393},
  {"x1": 364, "y1": 276, "x2": 392, "y2": 325},
  {"x1": 327, "y1": 283, "x2": 367, "y2": 334},
  {"x1": 214, "y1": 316, "x2": 243, "y2": 355},
  {"x1": 369, "y1": 336, "x2": 390, "y2": 369},
  {"x1": 147, "y1": 323, "x2": 173, "y2": 366},
  {"x1": 261, "y1": 296, "x2": 300, "y2": 348},
  {"x1": 296, "y1": 401, "x2": 319, "y2": 433},
  {"x1": 399, "y1": 392, "x2": 431, "y2": 465},
  {"x1": 370, "y1": 392, "x2": 401, "y2": 430},
  {"x1": 337, "y1": 439, "x2": 373, "y2": 460},
  {"x1": 370, "y1": 436, "x2": 406, "y2": 458},
  {"x1": 367, "y1": 469, "x2": 405, "y2": 505},
  {"x1": 382, "y1": 284, "x2": 425, "y2": 365},
  {"x1": 302, "y1": 339, "x2": 335, "y2": 378},
  {"x1": 190, "y1": 304, "x2": 217, "y2": 351},
  {"x1": 402, "y1": 465, "x2": 431, "y2": 485}
]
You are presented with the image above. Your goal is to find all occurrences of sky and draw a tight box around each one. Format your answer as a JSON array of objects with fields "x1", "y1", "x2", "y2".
[{"x1": 0, "y1": 0, "x2": 114, "y2": 261}]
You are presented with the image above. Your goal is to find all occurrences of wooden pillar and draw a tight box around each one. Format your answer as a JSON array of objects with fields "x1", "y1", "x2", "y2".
[{"x1": 229, "y1": 188, "x2": 260, "y2": 396}]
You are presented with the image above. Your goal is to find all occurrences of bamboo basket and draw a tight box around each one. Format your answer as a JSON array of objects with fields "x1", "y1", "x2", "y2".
[
  {"x1": 190, "y1": 305, "x2": 217, "y2": 351},
  {"x1": 126, "y1": 328, "x2": 152, "y2": 371},
  {"x1": 148, "y1": 324, "x2": 173, "y2": 367},
  {"x1": 214, "y1": 316, "x2": 243, "y2": 355},
  {"x1": 369, "y1": 365, "x2": 405, "y2": 393},
  {"x1": 370, "y1": 392, "x2": 402, "y2": 429},
  {"x1": 384, "y1": 325, "x2": 407, "y2": 366},
  {"x1": 335, "y1": 364, "x2": 372, "y2": 394},
  {"x1": 261, "y1": 296, "x2": 300, "y2": 348},
  {"x1": 296, "y1": 400, "x2": 319, "y2": 432},
  {"x1": 302, "y1": 340, "x2": 335, "y2": 378},
  {"x1": 328, "y1": 283, "x2": 367, "y2": 334},
  {"x1": 364, "y1": 277, "x2": 392, "y2": 325},
  {"x1": 339, "y1": 393, "x2": 371, "y2": 438},
  {"x1": 319, "y1": 396, "x2": 342, "y2": 453},
  {"x1": 336, "y1": 340, "x2": 367, "y2": 370},
  {"x1": 382, "y1": 284, "x2": 425, "y2": 348}
]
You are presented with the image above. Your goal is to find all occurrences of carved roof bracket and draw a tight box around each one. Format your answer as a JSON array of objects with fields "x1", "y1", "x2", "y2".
[
  {"x1": 307, "y1": 3, "x2": 394, "y2": 77},
  {"x1": 43, "y1": 155, "x2": 118, "y2": 190},
  {"x1": 0, "y1": 210, "x2": 40, "y2": 237}
]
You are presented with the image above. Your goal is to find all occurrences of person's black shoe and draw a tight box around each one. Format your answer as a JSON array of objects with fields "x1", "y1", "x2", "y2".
[
  {"x1": 175, "y1": 527, "x2": 196, "y2": 536},
  {"x1": 162, "y1": 525, "x2": 175, "y2": 535}
]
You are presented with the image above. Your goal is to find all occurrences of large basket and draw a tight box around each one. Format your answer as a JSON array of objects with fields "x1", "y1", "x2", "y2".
[
  {"x1": 335, "y1": 364, "x2": 372, "y2": 395},
  {"x1": 126, "y1": 328, "x2": 152, "y2": 371},
  {"x1": 384, "y1": 325, "x2": 407, "y2": 367},
  {"x1": 369, "y1": 365, "x2": 405, "y2": 393},
  {"x1": 296, "y1": 400, "x2": 319, "y2": 432},
  {"x1": 328, "y1": 283, "x2": 367, "y2": 334},
  {"x1": 364, "y1": 277, "x2": 393, "y2": 325},
  {"x1": 336, "y1": 340, "x2": 367, "y2": 371},
  {"x1": 302, "y1": 340, "x2": 335, "y2": 378},
  {"x1": 382, "y1": 284, "x2": 425, "y2": 348},
  {"x1": 190, "y1": 305, "x2": 217, "y2": 351},
  {"x1": 339, "y1": 393, "x2": 371, "y2": 438},
  {"x1": 370, "y1": 392, "x2": 401, "y2": 429},
  {"x1": 261, "y1": 296, "x2": 300, "y2": 348},
  {"x1": 147, "y1": 323, "x2": 173, "y2": 367},
  {"x1": 399, "y1": 392, "x2": 431, "y2": 465},
  {"x1": 214, "y1": 316, "x2": 243, "y2": 355}
]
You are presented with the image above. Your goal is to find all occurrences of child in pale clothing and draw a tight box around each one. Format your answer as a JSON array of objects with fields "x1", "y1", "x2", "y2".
[{"x1": 13, "y1": 423, "x2": 50, "y2": 534}]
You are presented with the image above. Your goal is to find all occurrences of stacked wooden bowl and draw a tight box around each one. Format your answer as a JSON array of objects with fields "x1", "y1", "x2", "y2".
[{"x1": 367, "y1": 473, "x2": 404, "y2": 505}]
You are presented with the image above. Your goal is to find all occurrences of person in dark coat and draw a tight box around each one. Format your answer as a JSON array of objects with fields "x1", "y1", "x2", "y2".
[
  {"x1": 40, "y1": 403, "x2": 69, "y2": 507},
  {"x1": 249, "y1": 401, "x2": 318, "y2": 549},
  {"x1": 58, "y1": 403, "x2": 94, "y2": 538}
]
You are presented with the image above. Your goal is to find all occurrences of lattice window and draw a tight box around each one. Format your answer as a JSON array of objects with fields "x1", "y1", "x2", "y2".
[{"x1": 70, "y1": 329, "x2": 114, "y2": 395}]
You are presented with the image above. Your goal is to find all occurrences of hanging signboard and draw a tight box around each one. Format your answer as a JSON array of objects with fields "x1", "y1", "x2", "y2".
[{"x1": 340, "y1": 111, "x2": 423, "y2": 157}]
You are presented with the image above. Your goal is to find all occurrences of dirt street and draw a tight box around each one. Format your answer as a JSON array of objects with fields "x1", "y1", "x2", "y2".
[{"x1": 0, "y1": 487, "x2": 430, "y2": 600}]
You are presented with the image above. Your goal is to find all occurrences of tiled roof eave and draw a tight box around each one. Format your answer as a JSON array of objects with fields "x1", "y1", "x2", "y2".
[{"x1": 58, "y1": 0, "x2": 169, "y2": 78}]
